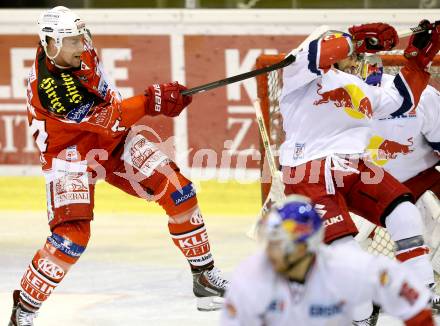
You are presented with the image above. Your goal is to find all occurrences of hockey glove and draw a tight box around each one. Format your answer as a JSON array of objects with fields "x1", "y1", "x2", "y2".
[
  {"x1": 349, "y1": 23, "x2": 398, "y2": 53},
  {"x1": 145, "y1": 82, "x2": 192, "y2": 117},
  {"x1": 404, "y1": 20, "x2": 440, "y2": 70}
]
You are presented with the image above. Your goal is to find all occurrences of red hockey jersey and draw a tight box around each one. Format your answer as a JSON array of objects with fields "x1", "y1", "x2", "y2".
[{"x1": 26, "y1": 43, "x2": 148, "y2": 170}]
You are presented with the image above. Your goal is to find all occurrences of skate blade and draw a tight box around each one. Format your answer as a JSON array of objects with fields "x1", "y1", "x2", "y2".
[{"x1": 196, "y1": 296, "x2": 225, "y2": 311}]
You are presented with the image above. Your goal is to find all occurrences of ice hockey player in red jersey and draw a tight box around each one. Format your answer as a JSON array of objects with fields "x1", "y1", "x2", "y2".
[
  {"x1": 221, "y1": 195, "x2": 434, "y2": 326},
  {"x1": 276, "y1": 21, "x2": 440, "y2": 324},
  {"x1": 8, "y1": 6, "x2": 228, "y2": 326}
]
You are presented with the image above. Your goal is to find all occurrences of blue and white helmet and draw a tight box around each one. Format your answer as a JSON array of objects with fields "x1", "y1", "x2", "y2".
[{"x1": 259, "y1": 195, "x2": 323, "y2": 253}]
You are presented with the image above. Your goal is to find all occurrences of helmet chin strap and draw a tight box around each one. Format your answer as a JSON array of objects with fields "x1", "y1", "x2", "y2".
[{"x1": 43, "y1": 45, "x2": 72, "y2": 69}]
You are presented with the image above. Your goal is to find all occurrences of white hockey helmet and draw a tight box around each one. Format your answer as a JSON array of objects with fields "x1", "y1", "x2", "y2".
[
  {"x1": 258, "y1": 195, "x2": 323, "y2": 254},
  {"x1": 37, "y1": 6, "x2": 89, "y2": 59}
]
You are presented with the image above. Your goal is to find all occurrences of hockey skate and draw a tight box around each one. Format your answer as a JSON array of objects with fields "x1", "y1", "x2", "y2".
[
  {"x1": 192, "y1": 267, "x2": 229, "y2": 311},
  {"x1": 8, "y1": 290, "x2": 37, "y2": 326},
  {"x1": 352, "y1": 304, "x2": 380, "y2": 326},
  {"x1": 432, "y1": 295, "x2": 440, "y2": 314},
  {"x1": 429, "y1": 283, "x2": 440, "y2": 314}
]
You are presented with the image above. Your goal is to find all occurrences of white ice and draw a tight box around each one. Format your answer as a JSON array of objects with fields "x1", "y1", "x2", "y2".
[{"x1": 0, "y1": 212, "x2": 436, "y2": 325}]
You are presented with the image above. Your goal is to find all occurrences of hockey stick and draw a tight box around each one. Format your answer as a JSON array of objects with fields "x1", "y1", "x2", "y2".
[
  {"x1": 254, "y1": 99, "x2": 279, "y2": 179},
  {"x1": 181, "y1": 24, "x2": 335, "y2": 97},
  {"x1": 246, "y1": 25, "x2": 331, "y2": 239},
  {"x1": 397, "y1": 20, "x2": 440, "y2": 38},
  {"x1": 253, "y1": 24, "x2": 330, "y2": 181},
  {"x1": 182, "y1": 22, "x2": 438, "y2": 97},
  {"x1": 245, "y1": 99, "x2": 284, "y2": 239},
  {"x1": 365, "y1": 21, "x2": 440, "y2": 48},
  {"x1": 180, "y1": 55, "x2": 295, "y2": 96}
]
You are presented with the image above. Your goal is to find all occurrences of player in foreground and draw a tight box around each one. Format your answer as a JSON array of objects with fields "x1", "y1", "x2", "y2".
[
  {"x1": 9, "y1": 6, "x2": 227, "y2": 326},
  {"x1": 221, "y1": 196, "x2": 434, "y2": 325},
  {"x1": 276, "y1": 21, "x2": 440, "y2": 317}
]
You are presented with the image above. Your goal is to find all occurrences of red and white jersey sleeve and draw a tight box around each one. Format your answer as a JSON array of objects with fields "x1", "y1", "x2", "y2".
[
  {"x1": 370, "y1": 74, "x2": 440, "y2": 182},
  {"x1": 220, "y1": 244, "x2": 431, "y2": 326}
]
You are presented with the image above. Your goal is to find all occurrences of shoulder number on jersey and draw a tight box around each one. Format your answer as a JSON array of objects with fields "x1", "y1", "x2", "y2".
[{"x1": 29, "y1": 118, "x2": 48, "y2": 153}]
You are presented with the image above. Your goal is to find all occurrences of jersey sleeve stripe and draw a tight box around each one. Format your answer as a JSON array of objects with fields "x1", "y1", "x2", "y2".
[
  {"x1": 307, "y1": 39, "x2": 322, "y2": 76},
  {"x1": 427, "y1": 140, "x2": 440, "y2": 152},
  {"x1": 391, "y1": 73, "x2": 414, "y2": 117}
]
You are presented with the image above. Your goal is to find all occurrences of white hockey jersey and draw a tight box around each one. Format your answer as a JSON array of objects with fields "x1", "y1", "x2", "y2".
[
  {"x1": 369, "y1": 74, "x2": 440, "y2": 182},
  {"x1": 279, "y1": 38, "x2": 421, "y2": 167},
  {"x1": 220, "y1": 244, "x2": 431, "y2": 326}
]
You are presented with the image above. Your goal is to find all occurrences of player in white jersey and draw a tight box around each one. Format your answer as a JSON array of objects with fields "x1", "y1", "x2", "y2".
[
  {"x1": 221, "y1": 196, "x2": 434, "y2": 326},
  {"x1": 278, "y1": 21, "x2": 440, "y2": 300},
  {"x1": 362, "y1": 57, "x2": 440, "y2": 199},
  {"x1": 360, "y1": 54, "x2": 440, "y2": 308}
]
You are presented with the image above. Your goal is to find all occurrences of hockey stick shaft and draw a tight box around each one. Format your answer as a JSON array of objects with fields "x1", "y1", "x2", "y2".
[
  {"x1": 182, "y1": 25, "x2": 332, "y2": 97},
  {"x1": 180, "y1": 55, "x2": 295, "y2": 96},
  {"x1": 246, "y1": 25, "x2": 330, "y2": 240},
  {"x1": 254, "y1": 99, "x2": 278, "y2": 177},
  {"x1": 254, "y1": 24, "x2": 331, "y2": 178},
  {"x1": 398, "y1": 20, "x2": 440, "y2": 38}
]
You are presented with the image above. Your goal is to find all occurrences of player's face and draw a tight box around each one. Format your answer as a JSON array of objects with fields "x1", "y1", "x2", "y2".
[
  {"x1": 336, "y1": 53, "x2": 360, "y2": 75},
  {"x1": 266, "y1": 240, "x2": 307, "y2": 273},
  {"x1": 48, "y1": 35, "x2": 85, "y2": 68}
]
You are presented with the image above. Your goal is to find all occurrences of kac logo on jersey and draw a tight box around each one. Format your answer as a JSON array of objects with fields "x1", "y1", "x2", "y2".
[
  {"x1": 309, "y1": 301, "x2": 345, "y2": 317},
  {"x1": 37, "y1": 258, "x2": 65, "y2": 280},
  {"x1": 190, "y1": 209, "x2": 204, "y2": 225}
]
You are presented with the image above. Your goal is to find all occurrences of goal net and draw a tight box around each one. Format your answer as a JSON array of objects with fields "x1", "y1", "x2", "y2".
[{"x1": 256, "y1": 52, "x2": 440, "y2": 258}]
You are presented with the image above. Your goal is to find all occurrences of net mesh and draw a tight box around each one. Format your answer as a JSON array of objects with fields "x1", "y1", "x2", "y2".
[{"x1": 256, "y1": 53, "x2": 440, "y2": 258}]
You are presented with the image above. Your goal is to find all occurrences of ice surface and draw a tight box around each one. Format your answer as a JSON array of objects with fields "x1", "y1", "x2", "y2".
[{"x1": 0, "y1": 212, "x2": 437, "y2": 325}]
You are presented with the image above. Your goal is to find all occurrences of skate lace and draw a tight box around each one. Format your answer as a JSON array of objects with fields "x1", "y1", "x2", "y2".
[
  {"x1": 17, "y1": 308, "x2": 37, "y2": 326},
  {"x1": 206, "y1": 267, "x2": 229, "y2": 289}
]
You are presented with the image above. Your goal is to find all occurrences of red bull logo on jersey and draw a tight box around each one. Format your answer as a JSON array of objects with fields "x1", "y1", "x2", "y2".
[
  {"x1": 314, "y1": 83, "x2": 372, "y2": 119},
  {"x1": 367, "y1": 135, "x2": 414, "y2": 166}
]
